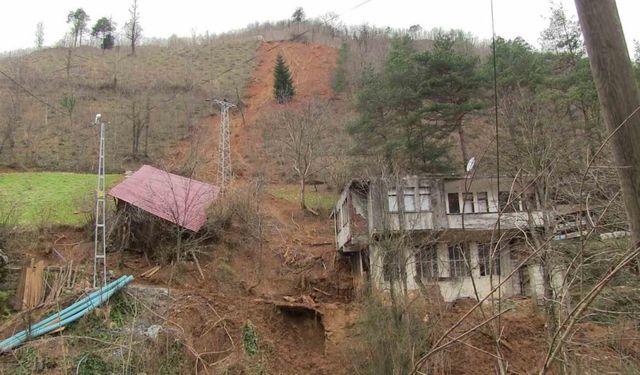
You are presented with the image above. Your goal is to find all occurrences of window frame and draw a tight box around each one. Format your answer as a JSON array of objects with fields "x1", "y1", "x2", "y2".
[
  {"x1": 462, "y1": 192, "x2": 475, "y2": 214},
  {"x1": 418, "y1": 186, "x2": 431, "y2": 212},
  {"x1": 403, "y1": 187, "x2": 416, "y2": 212},
  {"x1": 448, "y1": 243, "x2": 471, "y2": 277},
  {"x1": 388, "y1": 190, "x2": 398, "y2": 213},
  {"x1": 478, "y1": 243, "x2": 501, "y2": 276},
  {"x1": 415, "y1": 244, "x2": 439, "y2": 280},
  {"x1": 447, "y1": 192, "x2": 460, "y2": 214},
  {"x1": 476, "y1": 192, "x2": 489, "y2": 213}
]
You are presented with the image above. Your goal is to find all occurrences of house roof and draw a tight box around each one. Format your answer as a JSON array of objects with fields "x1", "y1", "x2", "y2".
[{"x1": 108, "y1": 165, "x2": 220, "y2": 232}]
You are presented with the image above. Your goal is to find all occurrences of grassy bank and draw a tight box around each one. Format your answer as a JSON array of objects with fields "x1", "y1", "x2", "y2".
[{"x1": 0, "y1": 172, "x2": 121, "y2": 226}]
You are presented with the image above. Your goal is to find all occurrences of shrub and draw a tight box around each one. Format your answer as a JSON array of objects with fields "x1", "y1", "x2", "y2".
[{"x1": 242, "y1": 320, "x2": 259, "y2": 357}]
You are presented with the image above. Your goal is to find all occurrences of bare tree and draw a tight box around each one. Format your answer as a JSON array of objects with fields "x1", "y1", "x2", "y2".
[
  {"x1": 125, "y1": 0, "x2": 142, "y2": 55},
  {"x1": 264, "y1": 101, "x2": 331, "y2": 210},
  {"x1": 124, "y1": 95, "x2": 150, "y2": 158}
]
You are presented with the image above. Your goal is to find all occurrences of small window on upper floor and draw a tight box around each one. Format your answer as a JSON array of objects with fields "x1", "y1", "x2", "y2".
[
  {"x1": 419, "y1": 187, "x2": 431, "y2": 211},
  {"x1": 388, "y1": 190, "x2": 398, "y2": 212},
  {"x1": 447, "y1": 193, "x2": 460, "y2": 214},
  {"x1": 462, "y1": 192, "x2": 474, "y2": 214},
  {"x1": 404, "y1": 187, "x2": 416, "y2": 212},
  {"x1": 476, "y1": 192, "x2": 489, "y2": 213}
]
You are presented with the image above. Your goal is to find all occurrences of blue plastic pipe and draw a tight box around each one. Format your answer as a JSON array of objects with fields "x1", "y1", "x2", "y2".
[
  {"x1": 0, "y1": 275, "x2": 130, "y2": 349},
  {"x1": 0, "y1": 275, "x2": 134, "y2": 351}
]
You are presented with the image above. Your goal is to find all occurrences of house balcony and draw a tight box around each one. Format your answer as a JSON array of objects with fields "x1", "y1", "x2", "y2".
[{"x1": 446, "y1": 211, "x2": 543, "y2": 230}]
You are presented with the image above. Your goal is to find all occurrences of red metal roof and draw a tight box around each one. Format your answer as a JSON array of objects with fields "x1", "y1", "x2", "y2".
[{"x1": 108, "y1": 165, "x2": 219, "y2": 232}]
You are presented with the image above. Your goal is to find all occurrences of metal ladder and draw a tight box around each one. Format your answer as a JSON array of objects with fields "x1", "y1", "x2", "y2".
[{"x1": 93, "y1": 119, "x2": 107, "y2": 289}]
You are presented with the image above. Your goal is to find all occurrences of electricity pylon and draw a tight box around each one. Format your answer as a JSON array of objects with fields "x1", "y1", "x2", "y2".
[
  {"x1": 92, "y1": 114, "x2": 107, "y2": 289},
  {"x1": 207, "y1": 98, "x2": 236, "y2": 191}
]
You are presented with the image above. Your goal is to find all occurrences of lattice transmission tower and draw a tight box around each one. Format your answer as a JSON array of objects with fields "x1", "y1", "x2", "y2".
[
  {"x1": 92, "y1": 114, "x2": 107, "y2": 288},
  {"x1": 207, "y1": 99, "x2": 236, "y2": 191}
]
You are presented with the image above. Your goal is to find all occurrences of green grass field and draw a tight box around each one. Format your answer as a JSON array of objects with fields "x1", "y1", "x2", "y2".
[
  {"x1": 0, "y1": 172, "x2": 122, "y2": 226},
  {"x1": 268, "y1": 185, "x2": 338, "y2": 211}
]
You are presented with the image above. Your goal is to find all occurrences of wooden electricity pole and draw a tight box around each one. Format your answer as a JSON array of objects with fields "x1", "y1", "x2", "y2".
[{"x1": 575, "y1": 0, "x2": 640, "y2": 259}]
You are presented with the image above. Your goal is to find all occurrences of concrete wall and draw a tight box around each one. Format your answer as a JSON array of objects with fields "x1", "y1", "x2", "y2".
[{"x1": 369, "y1": 241, "x2": 539, "y2": 302}]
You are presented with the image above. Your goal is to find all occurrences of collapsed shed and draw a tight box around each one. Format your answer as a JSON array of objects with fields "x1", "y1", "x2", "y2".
[{"x1": 108, "y1": 165, "x2": 220, "y2": 253}]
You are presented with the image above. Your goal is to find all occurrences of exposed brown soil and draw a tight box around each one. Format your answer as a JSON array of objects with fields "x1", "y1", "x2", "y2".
[{"x1": 3, "y1": 40, "x2": 635, "y2": 375}]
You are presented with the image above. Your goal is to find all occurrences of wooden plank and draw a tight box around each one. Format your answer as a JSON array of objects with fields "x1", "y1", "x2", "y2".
[
  {"x1": 140, "y1": 265, "x2": 161, "y2": 278},
  {"x1": 12, "y1": 260, "x2": 28, "y2": 310}
]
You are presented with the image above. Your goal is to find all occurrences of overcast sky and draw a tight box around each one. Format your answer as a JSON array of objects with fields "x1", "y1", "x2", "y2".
[{"x1": 1, "y1": 0, "x2": 639, "y2": 54}]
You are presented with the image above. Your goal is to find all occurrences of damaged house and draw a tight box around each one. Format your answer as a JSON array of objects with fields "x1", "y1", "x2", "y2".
[
  {"x1": 332, "y1": 175, "x2": 548, "y2": 302},
  {"x1": 108, "y1": 165, "x2": 220, "y2": 252}
]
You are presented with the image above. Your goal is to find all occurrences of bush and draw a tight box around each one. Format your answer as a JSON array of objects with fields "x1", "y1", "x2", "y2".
[
  {"x1": 354, "y1": 293, "x2": 432, "y2": 375},
  {"x1": 204, "y1": 182, "x2": 263, "y2": 243},
  {"x1": 76, "y1": 354, "x2": 112, "y2": 375},
  {"x1": 242, "y1": 320, "x2": 259, "y2": 357}
]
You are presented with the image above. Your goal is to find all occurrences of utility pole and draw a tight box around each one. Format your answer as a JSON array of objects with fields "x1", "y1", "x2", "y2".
[
  {"x1": 206, "y1": 98, "x2": 236, "y2": 191},
  {"x1": 92, "y1": 114, "x2": 107, "y2": 289},
  {"x1": 575, "y1": 0, "x2": 640, "y2": 262}
]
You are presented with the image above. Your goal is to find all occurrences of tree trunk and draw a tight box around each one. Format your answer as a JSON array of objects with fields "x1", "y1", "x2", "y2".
[
  {"x1": 131, "y1": 24, "x2": 136, "y2": 55},
  {"x1": 299, "y1": 176, "x2": 306, "y2": 210},
  {"x1": 575, "y1": 0, "x2": 640, "y2": 270},
  {"x1": 457, "y1": 122, "x2": 469, "y2": 169}
]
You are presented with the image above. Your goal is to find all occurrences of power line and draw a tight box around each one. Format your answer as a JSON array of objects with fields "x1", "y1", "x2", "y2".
[
  {"x1": 0, "y1": 69, "x2": 62, "y2": 113},
  {"x1": 490, "y1": 0, "x2": 504, "y2": 366}
]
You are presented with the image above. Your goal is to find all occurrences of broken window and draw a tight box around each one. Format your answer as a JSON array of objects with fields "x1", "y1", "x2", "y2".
[
  {"x1": 447, "y1": 193, "x2": 460, "y2": 214},
  {"x1": 404, "y1": 187, "x2": 416, "y2": 212},
  {"x1": 476, "y1": 192, "x2": 489, "y2": 213},
  {"x1": 478, "y1": 243, "x2": 500, "y2": 276},
  {"x1": 463, "y1": 192, "x2": 474, "y2": 213},
  {"x1": 388, "y1": 190, "x2": 398, "y2": 212},
  {"x1": 418, "y1": 187, "x2": 431, "y2": 211},
  {"x1": 448, "y1": 243, "x2": 470, "y2": 277},
  {"x1": 415, "y1": 244, "x2": 438, "y2": 280}
]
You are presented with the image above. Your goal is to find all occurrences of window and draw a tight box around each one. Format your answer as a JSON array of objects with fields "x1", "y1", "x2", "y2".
[
  {"x1": 463, "y1": 193, "x2": 474, "y2": 213},
  {"x1": 447, "y1": 193, "x2": 460, "y2": 214},
  {"x1": 382, "y1": 251, "x2": 403, "y2": 282},
  {"x1": 403, "y1": 187, "x2": 416, "y2": 212},
  {"x1": 416, "y1": 245, "x2": 438, "y2": 280},
  {"x1": 448, "y1": 244, "x2": 470, "y2": 277},
  {"x1": 498, "y1": 191, "x2": 518, "y2": 213},
  {"x1": 388, "y1": 190, "x2": 398, "y2": 212},
  {"x1": 476, "y1": 192, "x2": 489, "y2": 213},
  {"x1": 478, "y1": 243, "x2": 500, "y2": 276},
  {"x1": 419, "y1": 187, "x2": 431, "y2": 211}
]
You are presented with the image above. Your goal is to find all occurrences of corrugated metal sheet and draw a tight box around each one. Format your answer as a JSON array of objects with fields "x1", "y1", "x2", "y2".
[{"x1": 108, "y1": 165, "x2": 219, "y2": 232}]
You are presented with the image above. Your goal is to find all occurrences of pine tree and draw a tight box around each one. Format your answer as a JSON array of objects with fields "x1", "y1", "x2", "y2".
[
  {"x1": 331, "y1": 42, "x2": 348, "y2": 93},
  {"x1": 273, "y1": 54, "x2": 295, "y2": 104}
]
